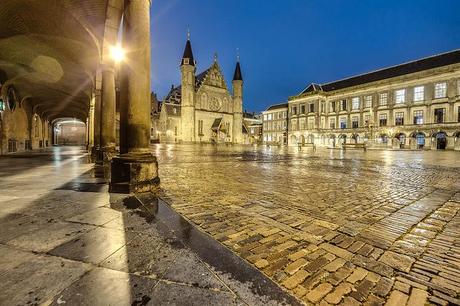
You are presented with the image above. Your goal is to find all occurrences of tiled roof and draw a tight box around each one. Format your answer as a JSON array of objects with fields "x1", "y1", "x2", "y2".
[
  {"x1": 300, "y1": 49, "x2": 460, "y2": 94},
  {"x1": 265, "y1": 103, "x2": 288, "y2": 111},
  {"x1": 164, "y1": 68, "x2": 211, "y2": 104}
]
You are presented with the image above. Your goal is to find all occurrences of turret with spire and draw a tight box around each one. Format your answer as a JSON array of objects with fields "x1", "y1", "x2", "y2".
[
  {"x1": 180, "y1": 30, "x2": 196, "y2": 142},
  {"x1": 232, "y1": 50, "x2": 244, "y2": 144}
]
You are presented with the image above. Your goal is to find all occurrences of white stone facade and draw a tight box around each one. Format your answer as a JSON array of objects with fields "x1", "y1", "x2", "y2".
[{"x1": 287, "y1": 50, "x2": 460, "y2": 150}]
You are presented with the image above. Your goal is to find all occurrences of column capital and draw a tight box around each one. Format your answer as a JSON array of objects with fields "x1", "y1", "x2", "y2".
[{"x1": 100, "y1": 63, "x2": 116, "y2": 74}]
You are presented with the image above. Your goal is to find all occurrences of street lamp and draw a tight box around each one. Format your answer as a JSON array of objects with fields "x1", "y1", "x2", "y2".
[{"x1": 110, "y1": 44, "x2": 125, "y2": 63}]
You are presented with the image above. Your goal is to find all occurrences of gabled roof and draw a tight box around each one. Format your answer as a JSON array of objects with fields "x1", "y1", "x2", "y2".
[
  {"x1": 299, "y1": 49, "x2": 460, "y2": 95},
  {"x1": 265, "y1": 103, "x2": 288, "y2": 111},
  {"x1": 302, "y1": 83, "x2": 323, "y2": 93},
  {"x1": 163, "y1": 103, "x2": 181, "y2": 116},
  {"x1": 195, "y1": 68, "x2": 210, "y2": 89}
]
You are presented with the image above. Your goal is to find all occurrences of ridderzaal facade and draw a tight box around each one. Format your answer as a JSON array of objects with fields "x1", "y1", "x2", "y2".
[
  {"x1": 285, "y1": 49, "x2": 460, "y2": 150},
  {"x1": 153, "y1": 37, "x2": 245, "y2": 144}
]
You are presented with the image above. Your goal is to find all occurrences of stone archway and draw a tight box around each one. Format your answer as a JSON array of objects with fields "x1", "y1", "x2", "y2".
[
  {"x1": 454, "y1": 132, "x2": 460, "y2": 151},
  {"x1": 410, "y1": 132, "x2": 426, "y2": 149},
  {"x1": 351, "y1": 133, "x2": 359, "y2": 144},
  {"x1": 433, "y1": 131, "x2": 447, "y2": 150},
  {"x1": 329, "y1": 135, "x2": 336, "y2": 148},
  {"x1": 1, "y1": 105, "x2": 29, "y2": 153},
  {"x1": 394, "y1": 133, "x2": 406, "y2": 149}
]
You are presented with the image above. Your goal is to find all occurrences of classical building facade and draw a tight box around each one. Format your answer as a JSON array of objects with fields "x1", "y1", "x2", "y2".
[
  {"x1": 288, "y1": 49, "x2": 460, "y2": 150},
  {"x1": 262, "y1": 103, "x2": 288, "y2": 145},
  {"x1": 153, "y1": 38, "x2": 244, "y2": 144},
  {"x1": 243, "y1": 112, "x2": 262, "y2": 144}
]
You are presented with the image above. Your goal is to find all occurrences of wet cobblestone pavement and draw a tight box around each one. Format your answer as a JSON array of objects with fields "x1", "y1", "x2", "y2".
[{"x1": 156, "y1": 144, "x2": 460, "y2": 306}]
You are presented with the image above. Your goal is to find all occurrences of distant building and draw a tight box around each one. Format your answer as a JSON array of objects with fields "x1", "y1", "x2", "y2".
[
  {"x1": 152, "y1": 37, "x2": 245, "y2": 144},
  {"x1": 262, "y1": 103, "x2": 288, "y2": 145},
  {"x1": 243, "y1": 111, "x2": 262, "y2": 144},
  {"x1": 150, "y1": 92, "x2": 162, "y2": 143},
  {"x1": 288, "y1": 49, "x2": 460, "y2": 150}
]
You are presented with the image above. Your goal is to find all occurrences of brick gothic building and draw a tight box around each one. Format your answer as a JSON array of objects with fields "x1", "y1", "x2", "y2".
[
  {"x1": 153, "y1": 37, "x2": 244, "y2": 144},
  {"x1": 287, "y1": 49, "x2": 460, "y2": 150}
]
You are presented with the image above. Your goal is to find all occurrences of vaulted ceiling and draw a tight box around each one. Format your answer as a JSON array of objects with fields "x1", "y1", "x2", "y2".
[{"x1": 0, "y1": 0, "x2": 116, "y2": 122}]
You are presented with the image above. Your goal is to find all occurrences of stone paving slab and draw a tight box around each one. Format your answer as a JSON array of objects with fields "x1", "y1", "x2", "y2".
[
  {"x1": 156, "y1": 144, "x2": 460, "y2": 305},
  {"x1": 0, "y1": 147, "x2": 292, "y2": 306}
]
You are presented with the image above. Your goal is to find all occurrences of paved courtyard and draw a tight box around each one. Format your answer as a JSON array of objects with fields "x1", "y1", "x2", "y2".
[
  {"x1": 0, "y1": 147, "x2": 295, "y2": 306},
  {"x1": 156, "y1": 144, "x2": 460, "y2": 306}
]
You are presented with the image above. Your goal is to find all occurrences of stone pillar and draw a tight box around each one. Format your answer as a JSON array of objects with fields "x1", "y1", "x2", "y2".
[
  {"x1": 99, "y1": 65, "x2": 117, "y2": 161},
  {"x1": 110, "y1": 0, "x2": 159, "y2": 194},
  {"x1": 93, "y1": 89, "x2": 102, "y2": 151}
]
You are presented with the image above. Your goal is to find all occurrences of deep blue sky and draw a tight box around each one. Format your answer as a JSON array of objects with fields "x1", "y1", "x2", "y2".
[{"x1": 150, "y1": 0, "x2": 460, "y2": 112}]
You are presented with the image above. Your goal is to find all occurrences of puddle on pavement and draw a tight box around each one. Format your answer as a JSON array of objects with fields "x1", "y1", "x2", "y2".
[{"x1": 120, "y1": 193, "x2": 300, "y2": 306}]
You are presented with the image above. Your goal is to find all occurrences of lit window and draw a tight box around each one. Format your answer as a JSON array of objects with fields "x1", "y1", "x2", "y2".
[
  {"x1": 395, "y1": 112, "x2": 404, "y2": 126},
  {"x1": 352, "y1": 97, "x2": 360, "y2": 110},
  {"x1": 434, "y1": 108, "x2": 445, "y2": 123},
  {"x1": 340, "y1": 100, "x2": 347, "y2": 111},
  {"x1": 395, "y1": 89, "x2": 406, "y2": 104},
  {"x1": 379, "y1": 93, "x2": 388, "y2": 106},
  {"x1": 330, "y1": 101, "x2": 336, "y2": 112},
  {"x1": 308, "y1": 119, "x2": 314, "y2": 129},
  {"x1": 413, "y1": 86, "x2": 424, "y2": 102},
  {"x1": 379, "y1": 114, "x2": 387, "y2": 127},
  {"x1": 364, "y1": 96, "x2": 372, "y2": 108},
  {"x1": 434, "y1": 82, "x2": 447, "y2": 99},
  {"x1": 329, "y1": 119, "x2": 335, "y2": 129},
  {"x1": 364, "y1": 114, "x2": 370, "y2": 126},
  {"x1": 352, "y1": 116, "x2": 359, "y2": 128},
  {"x1": 413, "y1": 110, "x2": 424, "y2": 125}
]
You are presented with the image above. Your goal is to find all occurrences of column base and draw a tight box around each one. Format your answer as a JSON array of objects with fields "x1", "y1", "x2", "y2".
[
  {"x1": 109, "y1": 152, "x2": 160, "y2": 194},
  {"x1": 94, "y1": 146, "x2": 117, "y2": 165}
]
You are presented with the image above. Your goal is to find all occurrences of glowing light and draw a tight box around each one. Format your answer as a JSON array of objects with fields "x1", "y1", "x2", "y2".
[{"x1": 110, "y1": 44, "x2": 125, "y2": 63}]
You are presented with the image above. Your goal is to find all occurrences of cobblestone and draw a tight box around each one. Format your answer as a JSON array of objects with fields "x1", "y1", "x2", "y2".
[{"x1": 157, "y1": 145, "x2": 460, "y2": 305}]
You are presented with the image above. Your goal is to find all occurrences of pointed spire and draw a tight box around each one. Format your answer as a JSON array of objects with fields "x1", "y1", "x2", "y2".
[
  {"x1": 181, "y1": 29, "x2": 195, "y2": 66},
  {"x1": 233, "y1": 50, "x2": 243, "y2": 81}
]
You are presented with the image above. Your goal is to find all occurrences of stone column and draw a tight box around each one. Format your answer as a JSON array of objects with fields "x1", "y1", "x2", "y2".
[
  {"x1": 110, "y1": 0, "x2": 159, "y2": 194},
  {"x1": 93, "y1": 89, "x2": 102, "y2": 151},
  {"x1": 100, "y1": 65, "x2": 117, "y2": 152},
  {"x1": 121, "y1": 0, "x2": 151, "y2": 152}
]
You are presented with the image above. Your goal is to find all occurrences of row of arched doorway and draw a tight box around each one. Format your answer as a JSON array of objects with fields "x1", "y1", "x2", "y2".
[{"x1": 290, "y1": 131, "x2": 460, "y2": 150}]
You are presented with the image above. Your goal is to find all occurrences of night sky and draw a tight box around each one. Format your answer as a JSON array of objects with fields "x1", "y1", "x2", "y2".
[{"x1": 150, "y1": 0, "x2": 460, "y2": 112}]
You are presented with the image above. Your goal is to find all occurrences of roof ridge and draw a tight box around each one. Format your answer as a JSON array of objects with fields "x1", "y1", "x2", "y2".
[{"x1": 321, "y1": 49, "x2": 460, "y2": 88}]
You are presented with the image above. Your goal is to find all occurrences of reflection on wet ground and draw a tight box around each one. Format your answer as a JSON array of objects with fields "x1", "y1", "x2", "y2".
[
  {"x1": 0, "y1": 146, "x2": 295, "y2": 306},
  {"x1": 156, "y1": 144, "x2": 460, "y2": 305}
]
